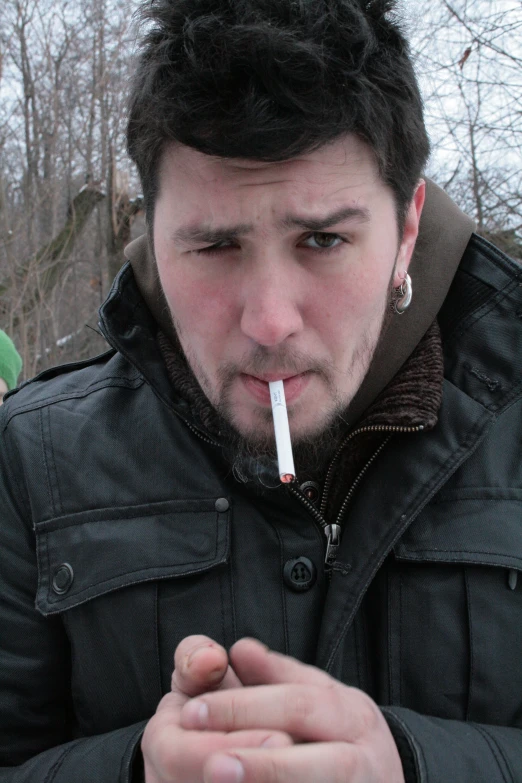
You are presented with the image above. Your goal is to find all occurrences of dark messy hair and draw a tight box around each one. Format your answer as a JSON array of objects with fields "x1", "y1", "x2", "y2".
[{"x1": 127, "y1": 0, "x2": 430, "y2": 232}]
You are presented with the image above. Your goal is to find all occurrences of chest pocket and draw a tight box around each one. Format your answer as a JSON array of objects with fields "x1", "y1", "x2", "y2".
[
  {"x1": 34, "y1": 498, "x2": 231, "y2": 734},
  {"x1": 391, "y1": 493, "x2": 522, "y2": 728}
]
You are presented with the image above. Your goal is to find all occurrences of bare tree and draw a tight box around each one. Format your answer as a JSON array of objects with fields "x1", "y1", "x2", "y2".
[
  {"x1": 0, "y1": 0, "x2": 142, "y2": 378},
  {"x1": 409, "y1": 0, "x2": 522, "y2": 258},
  {"x1": 1, "y1": 0, "x2": 520, "y2": 381}
]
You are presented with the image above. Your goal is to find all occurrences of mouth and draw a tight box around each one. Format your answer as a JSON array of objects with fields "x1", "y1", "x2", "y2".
[{"x1": 240, "y1": 372, "x2": 311, "y2": 405}]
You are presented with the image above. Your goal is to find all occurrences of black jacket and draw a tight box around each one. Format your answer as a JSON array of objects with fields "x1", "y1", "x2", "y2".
[{"x1": 1, "y1": 233, "x2": 521, "y2": 782}]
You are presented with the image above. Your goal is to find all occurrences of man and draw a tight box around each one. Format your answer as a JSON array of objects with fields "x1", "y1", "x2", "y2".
[
  {"x1": 0, "y1": 0, "x2": 521, "y2": 781},
  {"x1": 0, "y1": 329, "x2": 22, "y2": 405}
]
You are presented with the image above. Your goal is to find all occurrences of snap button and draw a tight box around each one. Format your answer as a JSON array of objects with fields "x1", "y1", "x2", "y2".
[
  {"x1": 52, "y1": 563, "x2": 74, "y2": 595},
  {"x1": 215, "y1": 497, "x2": 229, "y2": 513},
  {"x1": 283, "y1": 557, "x2": 316, "y2": 592},
  {"x1": 299, "y1": 481, "x2": 320, "y2": 504}
]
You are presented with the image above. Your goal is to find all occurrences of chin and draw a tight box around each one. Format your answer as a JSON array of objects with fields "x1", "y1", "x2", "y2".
[
  {"x1": 290, "y1": 419, "x2": 332, "y2": 446},
  {"x1": 234, "y1": 411, "x2": 275, "y2": 445}
]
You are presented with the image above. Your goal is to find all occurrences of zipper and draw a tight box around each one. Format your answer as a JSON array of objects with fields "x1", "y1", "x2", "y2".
[
  {"x1": 111, "y1": 321, "x2": 425, "y2": 568},
  {"x1": 320, "y1": 424, "x2": 425, "y2": 517},
  {"x1": 288, "y1": 423, "x2": 425, "y2": 567},
  {"x1": 182, "y1": 418, "x2": 221, "y2": 448},
  {"x1": 333, "y1": 435, "x2": 392, "y2": 525},
  {"x1": 133, "y1": 345, "x2": 423, "y2": 567}
]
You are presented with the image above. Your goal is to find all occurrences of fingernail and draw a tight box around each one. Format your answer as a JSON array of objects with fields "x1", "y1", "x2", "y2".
[
  {"x1": 183, "y1": 698, "x2": 209, "y2": 728},
  {"x1": 187, "y1": 644, "x2": 210, "y2": 666},
  {"x1": 185, "y1": 646, "x2": 225, "y2": 685},
  {"x1": 206, "y1": 755, "x2": 244, "y2": 783}
]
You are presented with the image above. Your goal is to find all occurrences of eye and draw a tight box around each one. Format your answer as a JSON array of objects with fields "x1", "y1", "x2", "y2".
[
  {"x1": 302, "y1": 233, "x2": 345, "y2": 251},
  {"x1": 194, "y1": 241, "x2": 238, "y2": 255}
]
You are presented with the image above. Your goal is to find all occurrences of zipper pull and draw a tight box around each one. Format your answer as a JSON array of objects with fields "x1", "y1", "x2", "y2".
[{"x1": 324, "y1": 523, "x2": 341, "y2": 566}]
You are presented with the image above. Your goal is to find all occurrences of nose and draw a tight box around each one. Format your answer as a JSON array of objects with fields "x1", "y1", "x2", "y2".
[{"x1": 239, "y1": 262, "x2": 304, "y2": 347}]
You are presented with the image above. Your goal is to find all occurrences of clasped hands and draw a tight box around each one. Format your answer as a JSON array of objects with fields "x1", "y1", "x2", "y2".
[{"x1": 141, "y1": 635, "x2": 405, "y2": 783}]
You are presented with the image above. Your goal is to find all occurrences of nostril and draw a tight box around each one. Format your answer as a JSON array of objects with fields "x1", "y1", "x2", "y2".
[{"x1": 240, "y1": 304, "x2": 303, "y2": 347}]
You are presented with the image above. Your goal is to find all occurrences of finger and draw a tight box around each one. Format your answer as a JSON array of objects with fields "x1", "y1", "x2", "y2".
[
  {"x1": 203, "y1": 742, "x2": 357, "y2": 783},
  {"x1": 173, "y1": 635, "x2": 242, "y2": 697},
  {"x1": 145, "y1": 727, "x2": 293, "y2": 783},
  {"x1": 180, "y1": 683, "x2": 371, "y2": 743},
  {"x1": 229, "y1": 639, "x2": 334, "y2": 689},
  {"x1": 154, "y1": 688, "x2": 191, "y2": 721}
]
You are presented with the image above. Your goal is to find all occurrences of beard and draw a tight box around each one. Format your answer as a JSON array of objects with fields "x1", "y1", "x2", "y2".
[
  {"x1": 174, "y1": 314, "x2": 391, "y2": 488},
  {"x1": 213, "y1": 332, "x2": 376, "y2": 486},
  {"x1": 215, "y1": 393, "x2": 352, "y2": 488},
  {"x1": 168, "y1": 264, "x2": 398, "y2": 488}
]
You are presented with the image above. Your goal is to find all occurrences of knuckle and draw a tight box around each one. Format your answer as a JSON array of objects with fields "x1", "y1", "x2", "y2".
[
  {"x1": 286, "y1": 687, "x2": 315, "y2": 728},
  {"x1": 227, "y1": 691, "x2": 246, "y2": 727},
  {"x1": 259, "y1": 754, "x2": 287, "y2": 783},
  {"x1": 157, "y1": 690, "x2": 185, "y2": 715},
  {"x1": 331, "y1": 743, "x2": 358, "y2": 783},
  {"x1": 327, "y1": 685, "x2": 349, "y2": 717},
  {"x1": 142, "y1": 720, "x2": 179, "y2": 778},
  {"x1": 350, "y1": 689, "x2": 381, "y2": 738},
  {"x1": 359, "y1": 699, "x2": 381, "y2": 736}
]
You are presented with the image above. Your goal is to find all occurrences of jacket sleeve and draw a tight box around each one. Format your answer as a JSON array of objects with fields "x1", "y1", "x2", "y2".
[
  {"x1": 0, "y1": 412, "x2": 146, "y2": 783},
  {"x1": 383, "y1": 706, "x2": 522, "y2": 783}
]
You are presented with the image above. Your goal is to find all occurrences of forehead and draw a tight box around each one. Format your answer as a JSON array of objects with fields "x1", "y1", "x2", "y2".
[{"x1": 157, "y1": 135, "x2": 383, "y2": 208}]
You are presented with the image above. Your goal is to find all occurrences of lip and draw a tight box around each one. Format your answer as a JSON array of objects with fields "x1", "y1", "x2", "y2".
[
  {"x1": 247, "y1": 372, "x2": 300, "y2": 383},
  {"x1": 240, "y1": 372, "x2": 310, "y2": 405}
]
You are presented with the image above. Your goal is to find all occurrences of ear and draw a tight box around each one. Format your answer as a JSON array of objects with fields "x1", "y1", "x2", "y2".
[{"x1": 392, "y1": 179, "x2": 425, "y2": 288}]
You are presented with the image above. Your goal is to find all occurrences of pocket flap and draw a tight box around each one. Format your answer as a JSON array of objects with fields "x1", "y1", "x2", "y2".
[
  {"x1": 35, "y1": 498, "x2": 230, "y2": 615},
  {"x1": 394, "y1": 491, "x2": 522, "y2": 569}
]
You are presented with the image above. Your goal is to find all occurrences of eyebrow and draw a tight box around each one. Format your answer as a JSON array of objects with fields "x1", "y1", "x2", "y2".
[
  {"x1": 172, "y1": 206, "x2": 371, "y2": 245},
  {"x1": 278, "y1": 206, "x2": 371, "y2": 232},
  {"x1": 172, "y1": 223, "x2": 253, "y2": 245}
]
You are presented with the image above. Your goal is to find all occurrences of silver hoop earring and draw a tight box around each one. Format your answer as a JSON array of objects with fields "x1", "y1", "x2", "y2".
[{"x1": 394, "y1": 273, "x2": 412, "y2": 314}]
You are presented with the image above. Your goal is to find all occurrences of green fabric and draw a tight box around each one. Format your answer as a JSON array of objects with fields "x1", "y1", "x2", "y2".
[{"x1": 0, "y1": 330, "x2": 22, "y2": 390}]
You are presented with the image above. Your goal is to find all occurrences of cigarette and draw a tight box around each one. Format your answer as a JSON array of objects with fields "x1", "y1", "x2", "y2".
[{"x1": 269, "y1": 380, "x2": 295, "y2": 484}]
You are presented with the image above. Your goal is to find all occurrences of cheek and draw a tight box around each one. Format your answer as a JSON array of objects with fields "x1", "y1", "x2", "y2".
[
  {"x1": 311, "y1": 257, "x2": 387, "y2": 327},
  {"x1": 306, "y1": 255, "x2": 392, "y2": 367},
  {"x1": 161, "y1": 270, "x2": 236, "y2": 353}
]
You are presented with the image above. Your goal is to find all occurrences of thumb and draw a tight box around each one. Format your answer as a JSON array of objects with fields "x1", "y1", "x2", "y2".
[{"x1": 172, "y1": 635, "x2": 243, "y2": 698}]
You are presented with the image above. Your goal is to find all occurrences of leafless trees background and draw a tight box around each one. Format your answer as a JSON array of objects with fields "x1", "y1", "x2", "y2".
[
  {"x1": 1, "y1": 0, "x2": 520, "y2": 380},
  {"x1": 0, "y1": 0, "x2": 142, "y2": 376},
  {"x1": 410, "y1": 0, "x2": 522, "y2": 256}
]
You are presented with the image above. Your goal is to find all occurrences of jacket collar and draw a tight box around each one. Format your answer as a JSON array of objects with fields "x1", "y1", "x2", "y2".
[{"x1": 98, "y1": 263, "x2": 201, "y2": 429}]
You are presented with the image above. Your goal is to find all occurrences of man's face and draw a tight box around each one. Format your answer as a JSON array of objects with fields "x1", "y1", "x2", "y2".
[{"x1": 153, "y1": 135, "x2": 424, "y2": 447}]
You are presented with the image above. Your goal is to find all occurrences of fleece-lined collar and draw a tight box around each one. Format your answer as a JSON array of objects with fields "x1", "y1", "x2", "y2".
[
  {"x1": 157, "y1": 319, "x2": 444, "y2": 440},
  {"x1": 156, "y1": 317, "x2": 444, "y2": 497}
]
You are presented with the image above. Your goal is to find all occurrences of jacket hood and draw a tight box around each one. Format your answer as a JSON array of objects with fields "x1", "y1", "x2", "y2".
[{"x1": 124, "y1": 179, "x2": 475, "y2": 422}]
